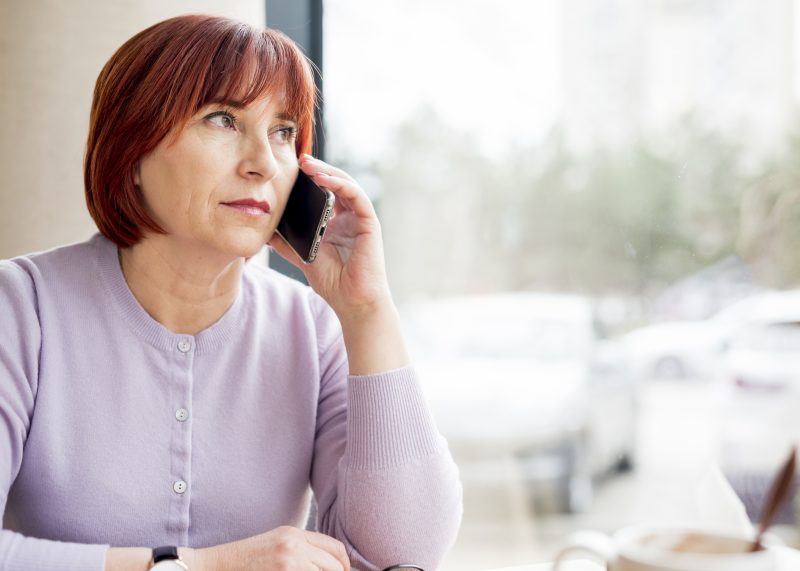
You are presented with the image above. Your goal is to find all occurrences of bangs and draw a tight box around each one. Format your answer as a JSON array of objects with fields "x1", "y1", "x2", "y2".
[
  {"x1": 201, "y1": 27, "x2": 316, "y2": 127},
  {"x1": 141, "y1": 16, "x2": 317, "y2": 154}
]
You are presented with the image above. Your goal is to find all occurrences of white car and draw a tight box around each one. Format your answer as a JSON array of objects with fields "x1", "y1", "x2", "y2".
[
  {"x1": 620, "y1": 290, "x2": 776, "y2": 382},
  {"x1": 621, "y1": 320, "x2": 730, "y2": 380},
  {"x1": 401, "y1": 292, "x2": 637, "y2": 513}
]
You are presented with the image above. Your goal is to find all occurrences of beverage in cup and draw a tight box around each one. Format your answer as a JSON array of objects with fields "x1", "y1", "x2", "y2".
[{"x1": 552, "y1": 524, "x2": 775, "y2": 571}]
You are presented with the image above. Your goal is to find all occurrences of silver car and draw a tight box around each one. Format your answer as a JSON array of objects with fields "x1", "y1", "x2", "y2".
[{"x1": 401, "y1": 292, "x2": 637, "y2": 513}]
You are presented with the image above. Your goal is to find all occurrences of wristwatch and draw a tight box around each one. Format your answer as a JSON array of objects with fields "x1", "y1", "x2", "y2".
[{"x1": 150, "y1": 546, "x2": 189, "y2": 570}]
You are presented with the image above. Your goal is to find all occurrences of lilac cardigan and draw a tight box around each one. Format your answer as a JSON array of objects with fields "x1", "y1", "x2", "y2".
[{"x1": 0, "y1": 233, "x2": 462, "y2": 571}]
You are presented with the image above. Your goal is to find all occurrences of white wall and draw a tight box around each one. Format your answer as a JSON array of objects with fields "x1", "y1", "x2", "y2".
[{"x1": 0, "y1": 0, "x2": 265, "y2": 258}]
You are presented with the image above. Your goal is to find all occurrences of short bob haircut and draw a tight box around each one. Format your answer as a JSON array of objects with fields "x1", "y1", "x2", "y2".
[{"x1": 84, "y1": 14, "x2": 317, "y2": 248}]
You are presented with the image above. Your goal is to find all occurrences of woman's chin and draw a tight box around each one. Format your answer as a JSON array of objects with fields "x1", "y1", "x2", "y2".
[
  {"x1": 215, "y1": 231, "x2": 270, "y2": 260},
  {"x1": 231, "y1": 241, "x2": 268, "y2": 260}
]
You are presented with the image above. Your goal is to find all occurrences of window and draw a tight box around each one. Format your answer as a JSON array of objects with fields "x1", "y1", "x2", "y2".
[{"x1": 323, "y1": 1, "x2": 800, "y2": 568}]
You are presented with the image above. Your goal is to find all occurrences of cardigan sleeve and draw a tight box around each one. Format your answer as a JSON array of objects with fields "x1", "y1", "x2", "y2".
[
  {"x1": 0, "y1": 261, "x2": 108, "y2": 571},
  {"x1": 307, "y1": 291, "x2": 463, "y2": 571}
]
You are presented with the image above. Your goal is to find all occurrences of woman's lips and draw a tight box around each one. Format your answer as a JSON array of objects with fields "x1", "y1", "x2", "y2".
[{"x1": 221, "y1": 199, "x2": 271, "y2": 217}]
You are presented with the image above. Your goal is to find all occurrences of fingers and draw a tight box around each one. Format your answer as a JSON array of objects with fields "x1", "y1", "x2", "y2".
[
  {"x1": 304, "y1": 531, "x2": 350, "y2": 571},
  {"x1": 300, "y1": 154, "x2": 355, "y2": 182},
  {"x1": 308, "y1": 547, "x2": 347, "y2": 571},
  {"x1": 213, "y1": 527, "x2": 350, "y2": 571},
  {"x1": 300, "y1": 156, "x2": 376, "y2": 219},
  {"x1": 315, "y1": 173, "x2": 376, "y2": 219}
]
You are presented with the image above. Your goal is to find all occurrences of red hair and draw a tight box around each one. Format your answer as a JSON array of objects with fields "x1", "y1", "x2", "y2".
[{"x1": 84, "y1": 14, "x2": 317, "y2": 247}]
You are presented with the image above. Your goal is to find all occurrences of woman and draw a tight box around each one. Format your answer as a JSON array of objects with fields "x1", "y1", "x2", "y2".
[{"x1": 0, "y1": 14, "x2": 462, "y2": 571}]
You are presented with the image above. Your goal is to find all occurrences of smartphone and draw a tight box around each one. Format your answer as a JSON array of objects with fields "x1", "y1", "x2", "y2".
[{"x1": 276, "y1": 170, "x2": 335, "y2": 263}]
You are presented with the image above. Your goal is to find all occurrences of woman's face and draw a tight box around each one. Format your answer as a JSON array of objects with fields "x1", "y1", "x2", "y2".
[{"x1": 135, "y1": 91, "x2": 299, "y2": 260}]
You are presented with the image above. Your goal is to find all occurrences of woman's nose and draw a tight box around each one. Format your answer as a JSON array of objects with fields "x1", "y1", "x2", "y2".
[{"x1": 239, "y1": 136, "x2": 279, "y2": 181}]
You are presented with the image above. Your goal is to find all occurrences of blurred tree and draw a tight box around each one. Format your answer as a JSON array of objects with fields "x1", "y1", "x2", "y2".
[
  {"x1": 368, "y1": 107, "x2": 783, "y2": 302},
  {"x1": 377, "y1": 107, "x2": 498, "y2": 300},
  {"x1": 739, "y1": 127, "x2": 800, "y2": 287}
]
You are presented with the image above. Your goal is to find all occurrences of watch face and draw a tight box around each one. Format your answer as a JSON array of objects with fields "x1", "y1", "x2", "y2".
[{"x1": 151, "y1": 561, "x2": 188, "y2": 571}]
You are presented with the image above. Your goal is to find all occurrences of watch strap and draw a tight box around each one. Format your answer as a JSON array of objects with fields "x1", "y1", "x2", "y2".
[{"x1": 153, "y1": 546, "x2": 180, "y2": 563}]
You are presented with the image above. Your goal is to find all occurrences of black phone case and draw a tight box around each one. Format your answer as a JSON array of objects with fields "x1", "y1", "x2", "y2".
[{"x1": 276, "y1": 170, "x2": 334, "y2": 263}]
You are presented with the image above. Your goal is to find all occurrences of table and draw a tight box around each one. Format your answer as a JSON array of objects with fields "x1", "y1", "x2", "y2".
[
  {"x1": 483, "y1": 560, "x2": 602, "y2": 571},
  {"x1": 481, "y1": 546, "x2": 800, "y2": 570}
]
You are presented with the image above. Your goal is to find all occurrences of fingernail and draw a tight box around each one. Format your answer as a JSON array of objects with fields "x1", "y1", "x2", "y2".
[
  {"x1": 303, "y1": 153, "x2": 315, "y2": 161},
  {"x1": 316, "y1": 171, "x2": 328, "y2": 177}
]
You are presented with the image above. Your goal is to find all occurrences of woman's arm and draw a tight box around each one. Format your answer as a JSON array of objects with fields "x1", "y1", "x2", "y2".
[
  {"x1": 266, "y1": 151, "x2": 464, "y2": 569},
  {"x1": 104, "y1": 530, "x2": 349, "y2": 571},
  {"x1": 307, "y1": 316, "x2": 463, "y2": 570},
  {"x1": 337, "y1": 300, "x2": 409, "y2": 376},
  {"x1": 103, "y1": 548, "x2": 152, "y2": 570},
  {"x1": 0, "y1": 263, "x2": 111, "y2": 570}
]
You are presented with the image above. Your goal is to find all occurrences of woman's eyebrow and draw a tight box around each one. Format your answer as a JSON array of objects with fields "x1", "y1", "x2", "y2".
[
  {"x1": 274, "y1": 112, "x2": 297, "y2": 123},
  {"x1": 207, "y1": 97, "x2": 245, "y2": 108}
]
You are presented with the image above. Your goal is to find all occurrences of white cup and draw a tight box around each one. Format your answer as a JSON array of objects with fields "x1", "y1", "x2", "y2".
[{"x1": 552, "y1": 525, "x2": 776, "y2": 571}]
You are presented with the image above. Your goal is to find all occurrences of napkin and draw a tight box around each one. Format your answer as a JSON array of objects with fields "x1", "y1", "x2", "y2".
[
  {"x1": 693, "y1": 463, "x2": 754, "y2": 536},
  {"x1": 692, "y1": 463, "x2": 800, "y2": 570}
]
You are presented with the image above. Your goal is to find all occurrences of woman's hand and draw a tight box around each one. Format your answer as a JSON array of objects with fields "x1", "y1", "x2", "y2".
[
  {"x1": 194, "y1": 526, "x2": 350, "y2": 571},
  {"x1": 268, "y1": 155, "x2": 410, "y2": 375},
  {"x1": 268, "y1": 155, "x2": 391, "y2": 317}
]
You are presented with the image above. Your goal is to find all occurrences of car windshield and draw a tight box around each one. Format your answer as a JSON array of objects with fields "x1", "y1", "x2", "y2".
[
  {"x1": 455, "y1": 317, "x2": 586, "y2": 361},
  {"x1": 407, "y1": 298, "x2": 593, "y2": 362},
  {"x1": 732, "y1": 322, "x2": 800, "y2": 353}
]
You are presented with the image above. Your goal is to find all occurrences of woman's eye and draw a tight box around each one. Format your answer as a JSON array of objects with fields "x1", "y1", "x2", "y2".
[
  {"x1": 272, "y1": 126, "x2": 297, "y2": 144},
  {"x1": 206, "y1": 112, "x2": 236, "y2": 129}
]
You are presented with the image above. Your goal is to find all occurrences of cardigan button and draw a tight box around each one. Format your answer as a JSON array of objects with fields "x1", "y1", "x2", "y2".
[
  {"x1": 175, "y1": 408, "x2": 189, "y2": 422},
  {"x1": 177, "y1": 340, "x2": 191, "y2": 353},
  {"x1": 173, "y1": 480, "x2": 187, "y2": 494}
]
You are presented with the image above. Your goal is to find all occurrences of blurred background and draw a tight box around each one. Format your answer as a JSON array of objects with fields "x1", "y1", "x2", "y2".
[
  {"x1": 4, "y1": 0, "x2": 800, "y2": 568},
  {"x1": 325, "y1": 1, "x2": 800, "y2": 567}
]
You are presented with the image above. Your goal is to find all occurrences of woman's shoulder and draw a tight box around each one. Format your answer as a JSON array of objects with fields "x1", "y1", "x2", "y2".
[
  {"x1": 0, "y1": 234, "x2": 104, "y2": 275},
  {"x1": 0, "y1": 257, "x2": 37, "y2": 303},
  {"x1": 1, "y1": 233, "x2": 100, "y2": 286}
]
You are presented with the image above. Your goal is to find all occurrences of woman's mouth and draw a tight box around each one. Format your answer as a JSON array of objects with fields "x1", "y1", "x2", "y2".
[{"x1": 221, "y1": 198, "x2": 271, "y2": 217}]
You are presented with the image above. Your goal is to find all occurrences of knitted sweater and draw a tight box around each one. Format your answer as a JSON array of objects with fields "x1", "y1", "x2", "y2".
[{"x1": 0, "y1": 233, "x2": 462, "y2": 571}]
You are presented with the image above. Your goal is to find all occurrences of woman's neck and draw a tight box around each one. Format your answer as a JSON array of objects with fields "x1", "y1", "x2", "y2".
[{"x1": 118, "y1": 237, "x2": 244, "y2": 336}]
